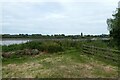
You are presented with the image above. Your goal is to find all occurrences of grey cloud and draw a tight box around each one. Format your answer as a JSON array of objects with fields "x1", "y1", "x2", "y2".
[{"x1": 2, "y1": 1, "x2": 117, "y2": 35}]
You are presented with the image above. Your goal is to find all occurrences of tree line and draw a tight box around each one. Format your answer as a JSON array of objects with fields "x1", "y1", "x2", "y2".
[{"x1": 1, "y1": 33, "x2": 109, "y2": 39}]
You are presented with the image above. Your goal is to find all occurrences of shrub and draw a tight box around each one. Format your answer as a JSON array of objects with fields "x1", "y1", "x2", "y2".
[{"x1": 41, "y1": 41, "x2": 64, "y2": 53}]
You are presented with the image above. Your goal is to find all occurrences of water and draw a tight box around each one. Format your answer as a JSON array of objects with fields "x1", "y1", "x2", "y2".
[{"x1": 1, "y1": 39, "x2": 30, "y2": 46}]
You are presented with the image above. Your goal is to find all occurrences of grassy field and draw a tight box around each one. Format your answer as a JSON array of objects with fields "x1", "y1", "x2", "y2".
[
  {"x1": 2, "y1": 40, "x2": 119, "y2": 78},
  {"x1": 2, "y1": 49, "x2": 118, "y2": 78}
]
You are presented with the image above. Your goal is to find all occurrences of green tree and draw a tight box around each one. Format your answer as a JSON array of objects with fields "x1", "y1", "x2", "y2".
[{"x1": 107, "y1": 8, "x2": 120, "y2": 49}]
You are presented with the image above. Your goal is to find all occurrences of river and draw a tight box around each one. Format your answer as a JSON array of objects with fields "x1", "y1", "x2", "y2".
[{"x1": 1, "y1": 39, "x2": 30, "y2": 46}]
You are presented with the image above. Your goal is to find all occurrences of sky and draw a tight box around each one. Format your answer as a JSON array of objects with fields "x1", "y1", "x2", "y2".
[{"x1": 0, "y1": 0, "x2": 119, "y2": 35}]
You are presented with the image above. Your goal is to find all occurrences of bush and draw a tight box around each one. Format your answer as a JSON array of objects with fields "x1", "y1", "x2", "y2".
[
  {"x1": 47, "y1": 43, "x2": 64, "y2": 53},
  {"x1": 2, "y1": 41, "x2": 64, "y2": 53},
  {"x1": 24, "y1": 41, "x2": 42, "y2": 49},
  {"x1": 2, "y1": 40, "x2": 84, "y2": 54},
  {"x1": 2, "y1": 44, "x2": 22, "y2": 52},
  {"x1": 41, "y1": 41, "x2": 64, "y2": 53}
]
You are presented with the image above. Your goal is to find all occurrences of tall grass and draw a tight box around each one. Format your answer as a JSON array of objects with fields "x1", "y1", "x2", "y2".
[
  {"x1": 2, "y1": 40, "x2": 116, "y2": 57},
  {"x1": 2, "y1": 41, "x2": 65, "y2": 53}
]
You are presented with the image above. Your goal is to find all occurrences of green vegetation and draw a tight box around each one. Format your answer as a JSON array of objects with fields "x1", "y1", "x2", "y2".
[
  {"x1": 107, "y1": 8, "x2": 120, "y2": 50},
  {"x1": 2, "y1": 41, "x2": 64, "y2": 53},
  {"x1": 2, "y1": 40, "x2": 119, "y2": 78},
  {"x1": 2, "y1": 33, "x2": 109, "y2": 39},
  {"x1": 83, "y1": 40, "x2": 118, "y2": 49},
  {"x1": 2, "y1": 48, "x2": 118, "y2": 78},
  {"x1": 2, "y1": 40, "x2": 117, "y2": 59},
  {"x1": 2, "y1": 40, "x2": 82, "y2": 58},
  {"x1": 2, "y1": 40, "x2": 85, "y2": 53}
]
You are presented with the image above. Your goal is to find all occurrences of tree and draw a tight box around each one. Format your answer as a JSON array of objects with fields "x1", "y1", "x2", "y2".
[{"x1": 107, "y1": 8, "x2": 120, "y2": 49}]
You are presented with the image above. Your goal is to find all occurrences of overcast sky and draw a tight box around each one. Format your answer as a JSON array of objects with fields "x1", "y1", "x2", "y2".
[{"x1": 1, "y1": 0, "x2": 119, "y2": 35}]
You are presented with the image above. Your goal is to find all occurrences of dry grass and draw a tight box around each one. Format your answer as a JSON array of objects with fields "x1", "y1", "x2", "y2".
[{"x1": 2, "y1": 50, "x2": 118, "y2": 78}]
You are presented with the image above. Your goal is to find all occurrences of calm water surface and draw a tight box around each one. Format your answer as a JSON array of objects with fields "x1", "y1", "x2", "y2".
[{"x1": 1, "y1": 39, "x2": 30, "y2": 46}]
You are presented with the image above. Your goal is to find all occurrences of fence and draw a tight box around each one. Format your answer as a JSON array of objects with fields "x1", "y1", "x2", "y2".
[{"x1": 82, "y1": 45, "x2": 120, "y2": 64}]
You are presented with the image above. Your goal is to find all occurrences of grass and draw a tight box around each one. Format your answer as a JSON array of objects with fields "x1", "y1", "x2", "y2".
[
  {"x1": 2, "y1": 41, "x2": 64, "y2": 53},
  {"x1": 2, "y1": 40, "x2": 119, "y2": 78},
  {"x1": 2, "y1": 48, "x2": 118, "y2": 78}
]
